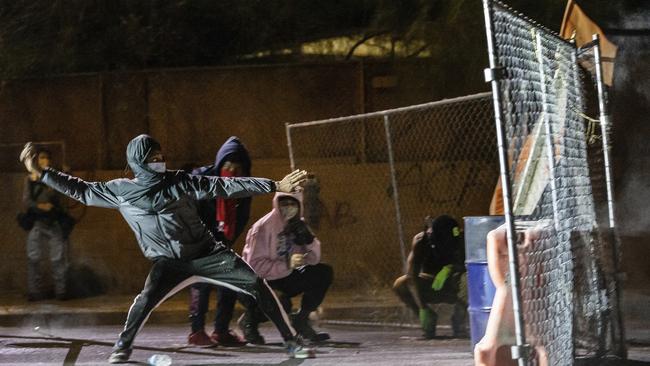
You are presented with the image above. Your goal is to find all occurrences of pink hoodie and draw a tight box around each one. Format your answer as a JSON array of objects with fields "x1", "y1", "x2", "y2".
[{"x1": 242, "y1": 191, "x2": 321, "y2": 281}]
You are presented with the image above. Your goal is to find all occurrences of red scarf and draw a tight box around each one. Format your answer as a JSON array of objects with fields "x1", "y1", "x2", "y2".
[{"x1": 217, "y1": 168, "x2": 238, "y2": 241}]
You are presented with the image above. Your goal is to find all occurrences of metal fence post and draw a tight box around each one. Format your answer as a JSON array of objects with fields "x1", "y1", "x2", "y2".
[
  {"x1": 286, "y1": 122, "x2": 296, "y2": 171},
  {"x1": 482, "y1": 1, "x2": 529, "y2": 364},
  {"x1": 592, "y1": 34, "x2": 616, "y2": 229},
  {"x1": 593, "y1": 33, "x2": 627, "y2": 358},
  {"x1": 383, "y1": 114, "x2": 408, "y2": 273}
]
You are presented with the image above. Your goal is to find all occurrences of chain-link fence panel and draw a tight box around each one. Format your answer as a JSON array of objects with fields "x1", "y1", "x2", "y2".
[
  {"x1": 577, "y1": 41, "x2": 626, "y2": 359},
  {"x1": 483, "y1": 1, "x2": 624, "y2": 364},
  {"x1": 384, "y1": 94, "x2": 498, "y2": 250},
  {"x1": 287, "y1": 115, "x2": 401, "y2": 293},
  {"x1": 286, "y1": 92, "x2": 497, "y2": 299}
]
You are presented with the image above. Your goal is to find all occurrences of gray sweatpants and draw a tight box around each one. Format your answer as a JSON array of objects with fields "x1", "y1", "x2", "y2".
[{"x1": 26, "y1": 221, "x2": 68, "y2": 297}]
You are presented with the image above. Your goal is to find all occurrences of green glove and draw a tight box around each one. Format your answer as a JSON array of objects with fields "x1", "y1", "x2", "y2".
[{"x1": 432, "y1": 265, "x2": 453, "y2": 291}]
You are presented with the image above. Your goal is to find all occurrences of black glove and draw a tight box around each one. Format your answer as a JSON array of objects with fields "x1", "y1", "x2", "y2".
[{"x1": 286, "y1": 218, "x2": 315, "y2": 245}]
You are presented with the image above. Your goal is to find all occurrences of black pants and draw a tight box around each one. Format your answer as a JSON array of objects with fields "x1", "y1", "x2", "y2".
[
  {"x1": 189, "y1": 284, "x2": 238, "y2": 333},
  {"x1": 392, "y1": 272, "x2": 468, "y2": 335},
  {"x1": 247, "y1": 263, "x2": 333, "y2": 323},
  {"x1": 116, "y1": 248, "x2": 294, "y2": 349}
]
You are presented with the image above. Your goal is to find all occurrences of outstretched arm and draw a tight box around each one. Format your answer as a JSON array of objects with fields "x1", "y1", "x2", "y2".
[
  {"x1": 20, "y1": 143, "x2": 120, "y2": 208},
  {"x1": 182, "y1": 169, "x2": 308, "y2": 200}
]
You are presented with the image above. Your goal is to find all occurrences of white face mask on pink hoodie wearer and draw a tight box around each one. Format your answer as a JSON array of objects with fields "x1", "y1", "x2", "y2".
[{"x1": 279, "y1": 204, "x2": 299, "y2": 220}]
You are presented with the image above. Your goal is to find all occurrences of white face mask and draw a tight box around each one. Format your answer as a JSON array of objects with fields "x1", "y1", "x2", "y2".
[
  {"x1": 279, "y1": 205, "x2": 299, "y2": 220},
  {"x1": 147, "y1": 162, "x2": 166, "y2": 173}
]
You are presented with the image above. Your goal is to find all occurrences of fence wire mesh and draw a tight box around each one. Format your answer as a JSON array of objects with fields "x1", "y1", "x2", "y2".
[
  {"x1": 286, "y1": 92, "x2": 497, "y2": 303},
  {"x1": 485, "y1": 0, "x2": 624, "y2": 364}
]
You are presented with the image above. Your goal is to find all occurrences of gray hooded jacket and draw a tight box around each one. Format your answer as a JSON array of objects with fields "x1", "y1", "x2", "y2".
[{"x1": 40, "y1": 135, "x2": 276, "y2": 261}]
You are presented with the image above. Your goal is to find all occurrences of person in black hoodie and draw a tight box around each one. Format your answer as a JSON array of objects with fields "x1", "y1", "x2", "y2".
[
  {"x1": 188, "y1": 137, "x2": 252, "y2": 346},
  {"x1": 392, "y1": 215, "x2": 468, "y2": 339},
  {"x1": 19, "y1": 136, "x2": 315, "y2": 363}
]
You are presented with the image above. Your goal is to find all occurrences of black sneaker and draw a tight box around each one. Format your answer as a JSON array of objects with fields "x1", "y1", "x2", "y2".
[
  {"x1": 285, "y1": 339, "x2": 316, "y2": 359},
  {"x1": 291, "y1": 314, "x2": 330, "y2": 343},
  {"x1": 237, "y1": 313, "x2": 265, "y2": 345},
  {"x1": 108, "y1": 347, "x2": 132, "y2": 364}
]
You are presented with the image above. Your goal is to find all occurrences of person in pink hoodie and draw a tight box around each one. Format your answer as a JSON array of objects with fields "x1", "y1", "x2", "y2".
[{"x1": 240, "y1": 191, "x2": 333, "y2": 344}]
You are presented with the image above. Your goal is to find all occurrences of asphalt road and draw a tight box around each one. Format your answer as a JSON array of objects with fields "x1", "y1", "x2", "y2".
[
  {"x1": 1, "y1": 323, "x2": 650, "y2": 365},
  {"x1": 0, "y1": 323, "x2": 476, "y2": 366}
]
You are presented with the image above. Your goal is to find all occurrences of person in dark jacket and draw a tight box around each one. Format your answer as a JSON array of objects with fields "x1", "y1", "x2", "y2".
[
  {"x1": 187, "y1": 137, "x2": 252, "y2": 347},
  {"x1": 392, "y1": 215, "x2": 468, "y2": 339},
  {"x1": 19, "y1": 135, "x2": 314, "y2": 363},
  {"x1": 22, "y1": 148, "x2": 69, "y2": 301}
]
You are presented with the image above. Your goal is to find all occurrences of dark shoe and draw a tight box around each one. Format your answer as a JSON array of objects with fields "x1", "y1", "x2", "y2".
[
  {"x1": 421, "y1": 331, "x2": 437, "y2": 340},
  {"x1": 285, "y1": 339, "x2": 316, "y2": 359},
  {"x1": 188, "y1": 330, "x2": 216, "y2": 347},
  {"x1": 210, "y1": 329, "x2": 247, "y2": 347},
  {"x1": 451, "y1": 303, "x2": 468, "y2": 338},
  {"x1": 452, "y1": 330, "x2": 469, "y2": 339},
  {"x1": 291, "y1": 314, "x2": 330, "y2": 343},
  {"x1": 237, "y1": 313, "x2": 265, "y2": 345},
  {"x1": 108, "y1": 347, "x2": 132, "y2": 364}
]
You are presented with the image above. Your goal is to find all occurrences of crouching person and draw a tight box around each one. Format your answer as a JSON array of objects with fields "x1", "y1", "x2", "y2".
[
  {"x1": 240, "y1": 192, "x2": 333, "y2": 344},
  {"x1": 393, "y1": 215, "x2": 468, "y2": 339}
]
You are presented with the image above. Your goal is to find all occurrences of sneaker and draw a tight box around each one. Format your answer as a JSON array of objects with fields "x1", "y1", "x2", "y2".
[
  {"x1": 188, "y1": 330, "x2": 216, "y2": 347},
  {"x1": 285, "y1": 339, "x2": 316, "y2": 359},
  {"x1": 210, "y1": 329, "x2": 247, "y2": 347},
  {"x1": 108, "y1": 347, "x2": 132, "y2": 364},
  {"x1": 237, "y1": 313, "x2": 265, "y2": 345},
  {"x1": 291, "y1": 314, "x2": 330, "y2": 343}
]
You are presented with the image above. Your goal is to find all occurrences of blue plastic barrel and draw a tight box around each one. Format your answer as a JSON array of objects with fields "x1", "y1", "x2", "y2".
[{"x1": 463, "y1": 216, "x2": 504, "y2": 352}]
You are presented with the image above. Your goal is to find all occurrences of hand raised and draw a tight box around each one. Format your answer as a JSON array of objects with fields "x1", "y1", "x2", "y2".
[
  {"x1": 19, "y1": 142, "x2": 42, "y2": 177},
  {"x1": 276, "y1": 169, "x2": 308, "y2": 193}
]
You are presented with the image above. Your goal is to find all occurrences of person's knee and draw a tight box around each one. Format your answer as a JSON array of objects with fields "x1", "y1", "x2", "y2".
[
  {"x1": 247, "y1": 277, "x2": 268, "y2": 300},
  {"x1": 474, "y1": 342, "x2": 493, "y2": 366},
  {"x1": 50, "y1": 248, "x2": 65, "y2": 262},
  {"x1": 26, "y1": 243, "x2": 42, "y2": 261},
  {"x1": 319, "y1": 263, "x2": 334, "y2": 285},
  {"x1": 27, "y1": 252, "x2": 41, "y2": 262},
  {"x1": 392, "y1": 275, "x2": 408, "y2": 294}
]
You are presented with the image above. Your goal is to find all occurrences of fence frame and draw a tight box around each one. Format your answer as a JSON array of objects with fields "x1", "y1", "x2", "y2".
[
  {"x1": 483, "y1": 0, "x2": 626, "y2": 364},
  {"x1": 591, "y1": 33, "x2": 626, "y2": 358},
  {"x1": 285, "y1": 91, "x2": 493, "y2": 277},
  {"x1": 481, "y1": 1, "x2": 530, "y2": 364}
]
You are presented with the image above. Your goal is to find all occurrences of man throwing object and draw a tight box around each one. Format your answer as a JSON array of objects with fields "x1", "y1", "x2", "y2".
[{"x1": 19, "y1": 135, "x2": 313, "y2": 362}]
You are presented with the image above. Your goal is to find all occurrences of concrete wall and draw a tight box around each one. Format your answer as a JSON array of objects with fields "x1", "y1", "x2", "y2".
[
  {"x1": 0, "y1": 156, "x2": 499, "y2": 294},
  {"x1": 0, "y1": 60, "x2": 460, "y2": 172}
]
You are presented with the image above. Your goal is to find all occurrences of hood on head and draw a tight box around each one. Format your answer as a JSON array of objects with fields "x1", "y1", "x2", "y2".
[
  {"x1": 215, "y1": 136, "x2": 251, "y2": 176},
  {"x1": 126, "y1": 134, "x2": 164, "y2": 185},
  {"x1": 272, "y1": 191, "x2": 304, "y2": 221},
  {"x1": 430, "y1": 214, "x2": 460, "y2": 246}
]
